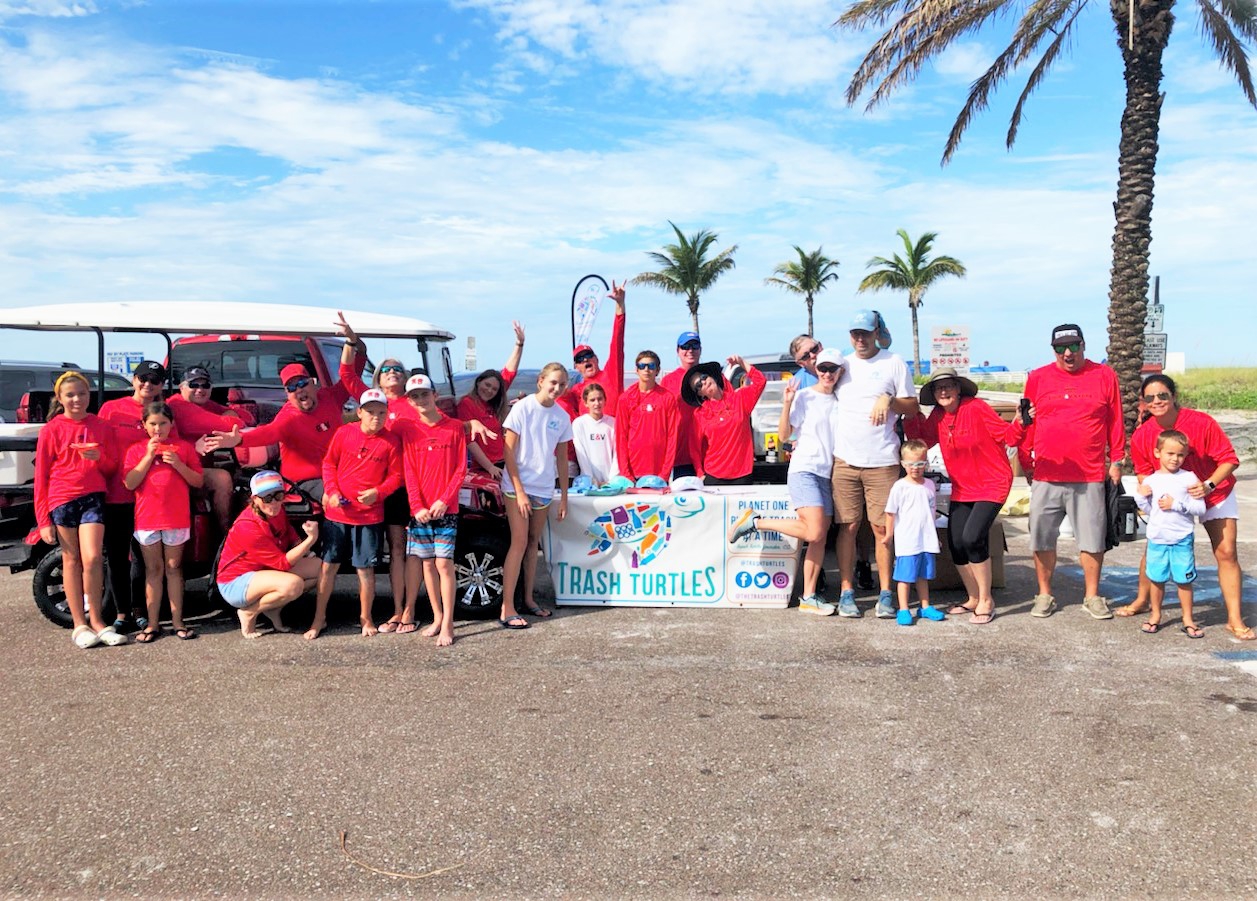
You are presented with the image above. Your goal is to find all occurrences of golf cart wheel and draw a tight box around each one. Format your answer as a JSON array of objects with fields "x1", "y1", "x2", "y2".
[
  {"x1": 32, "y1": 547, "x2": 74, "y2": 629},
  {"x1": 453, "y1": 529, "x2": 513, "y2": 619}
]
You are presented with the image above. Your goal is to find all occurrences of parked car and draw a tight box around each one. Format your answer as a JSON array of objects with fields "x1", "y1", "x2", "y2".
[{"x1": 1, "y1": 360, "x2": 131, "y2": 423}]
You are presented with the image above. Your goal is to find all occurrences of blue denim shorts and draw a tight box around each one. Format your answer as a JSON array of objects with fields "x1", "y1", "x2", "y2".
[
  {"x1": 786, "y1": 471, "x2": 833, "y2": 516},
  {"x1": 50, "y1": 492, "x2": 106, "y2": 528},
  {"x1": 217, "y1": 571, "x2": 255, "y2": 609}
]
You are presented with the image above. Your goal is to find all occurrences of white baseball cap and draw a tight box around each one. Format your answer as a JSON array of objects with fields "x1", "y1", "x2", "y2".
[
  {"x1": 405, "y1": 374, "x2": 433, "y2": 393},
  {"x1": 358, "y1": 388, "x2": 388, "y2": 407}
]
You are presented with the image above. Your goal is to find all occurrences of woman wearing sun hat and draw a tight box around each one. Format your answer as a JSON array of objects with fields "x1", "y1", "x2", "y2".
[
  {"x1": 904, "y1": 367, "x2": 1026, "y2": 624},
  {"x1": 682, "y1": 354, "x2": 766, "y2": 486},
  {"x1": 215, "y1": 470, "x2": 321, "y2": 638}
]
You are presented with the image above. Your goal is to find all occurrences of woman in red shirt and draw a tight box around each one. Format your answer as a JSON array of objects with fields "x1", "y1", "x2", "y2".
[
  {"x1": 456, "y1": 320, "x2": 526, "y2": 480},
  {"x1": 1116, "y1": 373, "x2": 1251, "y2": 640},
  {"x1": 682, "y1": 355, "x2": 766, "y2": 485},
  {"x1": 216, "y1": 470, "x2": 320, "y2": 638},
  {"x1": 906, "y1": 368, "x2": 1025, "y2": 624}
]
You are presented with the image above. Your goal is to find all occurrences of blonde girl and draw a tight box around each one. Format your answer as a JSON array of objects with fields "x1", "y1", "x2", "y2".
[
  {"x1": 123, "y1": 402, "x2": 204, "y2": 642},
  {"x1": 34, "y1": 371, "x2": 124, "y2": 648},
  {"x1": 498, "y1": 362, "x2": 572, "y2": 629}
]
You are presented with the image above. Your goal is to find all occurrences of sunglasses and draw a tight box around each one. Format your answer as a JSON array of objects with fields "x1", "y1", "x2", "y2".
[
  {"x1": 636, "y1": 362, "x2": 659, "y2": 371},
  {"x1": 137, "y1": 374, "x2": 164, "y2": 385},
  {"x1": 285, "y1": 377, "x2": 312, "y2": 392},
  {"x1": 904, "y1": 461, "x2": 928, "y2": 469},
  {"x1": 256, "y1": 491, "x2": 284, "y2": 503},
  {"x1": 816, "y1": 364, "x2": 840, "y2": 375},
  {"x1": 796, "y1": 345, "x2": 821, "y2": 362},
  {"x1": 574, "y1": 352, "x2": 596, "y2": 364},
  {"x1": 690, "y1": 373, "x2": 711, "y2": 390},
  {"x1": 679, "y1": 342, "x2": 701, "y2": 352},
  {"x1": 1143, "y1": 391, "x2": 1172, "y2": 403},
  {"x1": 933, "y1": 380, "x2": 959, "y2": 392},
  {"x1": 187, "y1": 380, "x2": 211, "y2": 390},
  {"x1": 1053, "y1": 343, "x2": 1081, "y2": 355},
  {"x1": 378, "y1": 364, "x2": 406, "y2": 375}
]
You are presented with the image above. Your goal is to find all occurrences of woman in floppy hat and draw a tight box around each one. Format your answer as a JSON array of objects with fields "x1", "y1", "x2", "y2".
[
  {"x1": 728, "y1": 349, "x2": 846, "y2": 614},
  {"x1": 905, "y1": 367, "x2": 1026, "y2": 624},
  {"x1": 683, "y1": 354, "x2": 766, "y2": 486}
]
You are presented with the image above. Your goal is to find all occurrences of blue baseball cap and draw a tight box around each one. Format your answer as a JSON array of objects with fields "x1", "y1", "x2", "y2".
[
  {"x1": 849, "y1": 309, "x2": 878, "y2": 332},
  {"x1": 676, "y1": 331, "x2": 701, "y2": 348},
  {"x1": 249, "y1": 470, "x2": 284, "y2": 497}
]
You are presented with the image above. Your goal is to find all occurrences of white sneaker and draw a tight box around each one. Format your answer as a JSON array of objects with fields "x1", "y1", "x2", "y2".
[
  {"x1": 799, "y1": 595, "x2": 837, "y2": 616},
  {"x1": 727, "y1": 510, "x2": 758, "y2": 544}
]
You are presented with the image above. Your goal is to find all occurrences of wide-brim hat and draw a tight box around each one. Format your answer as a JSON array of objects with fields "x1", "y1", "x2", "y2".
[
  {"x1": 680, "y1": 361, "x2": 726, "y2": 408},
  {"x1": 919, "y1": 367, "x2": 979, "y2": 406}
]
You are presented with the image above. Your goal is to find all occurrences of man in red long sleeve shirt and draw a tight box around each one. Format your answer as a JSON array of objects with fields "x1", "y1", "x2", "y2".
[
  {"x1": 559, "y1": 281, "x2": 626, "y2": 419},
  {"x1": 659, "y1": 330, "x2": 702, "y2": 478},
  {"x1": 615, "y1": 350, "x2": 679, "y2": 482},
  {"x1": 306, "y1": 388, "x2": 402, "y2": 641},
  {"x1": 1022, "y1": 323, "x2": 1126, "y2": 620},
  {"x1": 167, "y1": 365, "x2": 251, "y2": 529}
]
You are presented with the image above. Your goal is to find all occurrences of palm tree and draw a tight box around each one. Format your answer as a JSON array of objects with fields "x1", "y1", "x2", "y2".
[
  {"x1": 764, "y1": 246, "x2": 841, "y2": 336},
  {"x1": 836, "y1": 0, "x2": 1257, "y2": 437},
  {"x1": 631, "y1": 222, "x2": 738, "y2": 332},
  {"x1": 857, "y1": 230, "x2": 966, "y2": 376}
]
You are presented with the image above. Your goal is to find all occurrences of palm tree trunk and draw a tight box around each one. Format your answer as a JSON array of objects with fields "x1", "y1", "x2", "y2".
[
  {"x1": 1107, "y1": 0, "x2": 1175, "y2": 444},
  {"x1": 806, "y1": 296, "x2": 814, "y2": 337},
  {"x1": 688, "y1": 294, "x2": 701, "y2": 333},
  {"x1": 910, "y1": 301, "x2": 922, "y2": 377}
]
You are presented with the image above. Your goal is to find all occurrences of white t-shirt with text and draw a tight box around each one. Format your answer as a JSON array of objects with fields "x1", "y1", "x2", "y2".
[
  {"x1": 572, "y1": 413, "x2": 619, "y2": 485},
  {"x1": 501, "y1": 395, "x2": 573, "y2": 497}
]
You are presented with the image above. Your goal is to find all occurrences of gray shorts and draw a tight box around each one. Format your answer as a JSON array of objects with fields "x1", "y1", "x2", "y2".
[{"x1": 1029, "y1": 480, "x2": 1108, "y2": 554}]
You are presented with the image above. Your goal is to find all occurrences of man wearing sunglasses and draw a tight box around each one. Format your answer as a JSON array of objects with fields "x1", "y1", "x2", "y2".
[
  {"x1": 659, "y1": 330, "x2": 703, "y2": 477},
  {"x1": 167, "y1": 366, "x2": 254, "y2": 530},
  {"x1": 788, "y1": 335, "x2": 824, "y2": 390},
  {"x1": 559, "y1": 281, "x2": 627, "y2": 419},
  {"x1": 1021, "y1": 323, "x2": 1125, "y2": 620},
  {"x1": 208, "y1": 313, "x2": 369, "y2": 501},
  {"x1": 615, "y1": 350, "x2": 679, "y2": 482}
]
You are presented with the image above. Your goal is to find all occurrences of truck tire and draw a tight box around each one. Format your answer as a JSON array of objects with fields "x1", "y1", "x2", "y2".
[
  {"x1": 32, "y1": 548, "x2": 74, "y2": 629},
  {"x1": 452, "y1": 528, "x2": 514, "y2": 619}
]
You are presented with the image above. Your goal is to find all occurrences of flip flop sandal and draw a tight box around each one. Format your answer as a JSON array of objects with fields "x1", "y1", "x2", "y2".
[
  {"x1": 1180, "y1": 624, "x2": 1205, "y2": 639},
  {"x1": 948, "y1": 603, "x2": 978, "y2": 616},
  {"x1": 175, "y1": 627, "x2": 197, "y2": 641},
  {"x1": 395, "y1": 622, "x2": 418, "y2": 634},
  {"x1": 1225, "y1": 624, "x2": 1256, "y2": 641},
  {"x1": 524, "y1": 603, "x2": 552, "y2": 618},
  {"x1": 499, "y1": 615, "x2": 529, "y2": 630},
  {"x1": 1141, "y1": 621, "x2": 1162, "y2": 634},
  {"x1": 969, "y1": 610, "x2": 996, "y2": 625},
  {"x1": 378, "y1": 619, "x2": 401, "y2": 634},
  {"x1": 135, "y1": 627, "x2": 162, "y2": 643}
]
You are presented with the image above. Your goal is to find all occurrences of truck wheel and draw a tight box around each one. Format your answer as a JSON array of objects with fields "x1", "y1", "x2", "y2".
[
  {"x1": 32, "y1": 548, "x2": 74, "y2": 629},
  {"x1": 453, "y1": 529, "x2": 513, "y2": 619}
]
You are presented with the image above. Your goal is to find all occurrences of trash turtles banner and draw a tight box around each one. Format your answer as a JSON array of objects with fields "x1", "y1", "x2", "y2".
[{"x1": 541, "y1": 488, "x2": 800, "y2": 608}]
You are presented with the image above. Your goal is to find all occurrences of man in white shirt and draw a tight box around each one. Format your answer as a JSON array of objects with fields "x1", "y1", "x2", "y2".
[{"x1": 832, "y1": 309, "x2": 919, "y2": 618}]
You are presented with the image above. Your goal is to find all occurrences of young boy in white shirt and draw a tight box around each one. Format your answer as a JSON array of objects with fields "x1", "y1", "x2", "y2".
[{"x1": 881, "y1": 439, "x2": 946, "y2": 626}]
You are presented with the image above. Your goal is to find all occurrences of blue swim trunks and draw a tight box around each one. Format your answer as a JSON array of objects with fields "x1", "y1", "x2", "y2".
[{"x1": 1146, "y1": 534, "x2": 1196, "y2": 585}]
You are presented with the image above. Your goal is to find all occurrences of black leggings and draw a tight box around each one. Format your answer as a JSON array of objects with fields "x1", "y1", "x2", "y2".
[
  {"x1": 704, "y1": 474, "x2": 751, "y2": 487},
  {"x1": 103, "y1": 503, "x2": 144, "y2": 619},
  {"x1": 947, "y1": 500, "x2": 1002, "y2": 565}
]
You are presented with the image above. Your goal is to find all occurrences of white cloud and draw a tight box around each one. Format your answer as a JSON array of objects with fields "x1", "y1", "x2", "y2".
[{"x1": 0, "y1": 0, "x2": 96, "y2": 19}]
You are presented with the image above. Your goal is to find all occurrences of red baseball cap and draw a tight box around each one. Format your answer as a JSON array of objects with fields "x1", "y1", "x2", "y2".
[
  {"x1": 573, "y1": 344, "x2": 595, "y2": 361},
  {"x1": 279, "y1": 363, "x2": 310, "y2": 385}
]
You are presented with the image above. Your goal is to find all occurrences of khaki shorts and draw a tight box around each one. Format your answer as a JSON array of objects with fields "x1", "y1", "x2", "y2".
[
  {"x1": 831, "y1": 458, "x2": 901, "y2": 527},
  {"x1": 1029, "y1": 480, "x2": 1107, "y2": 554}
]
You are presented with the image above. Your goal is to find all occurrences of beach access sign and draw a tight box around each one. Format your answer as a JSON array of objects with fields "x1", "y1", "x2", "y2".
[
  {"x1": 930, "y1": 325, "x2": 970, "y2": 375},
  {"x1": 541, "y1": 488, "x2": 800, "y2": 608},
  {"x1": 106, "y1": 352, "x2": 144, "y2": 376}
]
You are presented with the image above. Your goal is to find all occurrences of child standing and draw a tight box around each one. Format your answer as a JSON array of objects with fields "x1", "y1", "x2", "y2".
[
  {"x1": 34, "y1": 371, "x2": 125, "y2": 648},
  {"x1": 1134, "y1": 429, "x2": 1208, "y2": 638},
  {"x1": 500, "y1": 362, "x2": 572, "y2": 629},
  {"x1": 393, "y1": 374, "x2": 467, "y2": 646},
  {"x1": 881, "y1": 439, "x2": 947, "y2": 626},
  {"x1": 123, "y1": 402, "x2": 204, "y2": 642},
  {"x1": 571, "y1": 382, "x2": 618, "y2": 486},
  {"x1": 306, "y1": 388, "x2": 403, "y2": 640}
]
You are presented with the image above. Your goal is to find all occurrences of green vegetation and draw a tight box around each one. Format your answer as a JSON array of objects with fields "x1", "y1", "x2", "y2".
[
  {"x1": 1176, "y1": 368, "x2": 1257, "y2": 411},
  {"x1": 631, "y1": 222, "x2": 737, "y2": 333},
  {"x1": 765, "y1": 246, "x2": 840, "y2": 338}
]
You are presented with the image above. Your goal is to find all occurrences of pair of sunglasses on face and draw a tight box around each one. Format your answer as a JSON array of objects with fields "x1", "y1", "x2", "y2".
[
  {"x1": 285, "y1": 377, "x2": 312, "y2": 392},
  {"x1": 575, "y1": 352, "x2": 597, "y2": 365},
  {"x1": 637, "y1": 362, "x2": 659, "y2": 371}
]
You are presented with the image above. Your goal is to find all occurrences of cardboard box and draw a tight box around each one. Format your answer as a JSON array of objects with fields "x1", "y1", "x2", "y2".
[{"x1": 932, "y1": 519, "x2": 1005, "y2": 590}]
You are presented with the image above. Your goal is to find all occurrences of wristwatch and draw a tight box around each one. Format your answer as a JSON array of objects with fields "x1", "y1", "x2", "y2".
[{"x1": 1204, "y1": 480, "x2": 1216, "y2": 491}]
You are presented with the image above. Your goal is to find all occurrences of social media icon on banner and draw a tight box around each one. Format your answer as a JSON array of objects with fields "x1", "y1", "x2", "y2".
[
  {"x1": 735, "y1": 571, "x2": 753, "y2": 588},
  {"x1": 753, "y1": 572, "x2": 771, "y2": 589}
]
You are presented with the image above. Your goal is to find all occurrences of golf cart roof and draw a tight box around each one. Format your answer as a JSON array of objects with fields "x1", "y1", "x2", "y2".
[{"x1": 0, "y1": 301, "x2": 454, "y2": 341}]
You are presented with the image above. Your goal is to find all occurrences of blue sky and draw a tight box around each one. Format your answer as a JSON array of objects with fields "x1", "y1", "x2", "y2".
[{"x1": 1, "y1": 0, "x2": 1254, "y2": 375}]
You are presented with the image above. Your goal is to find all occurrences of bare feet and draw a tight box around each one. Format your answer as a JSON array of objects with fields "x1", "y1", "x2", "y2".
[
  {"x1": 420, "y1": 623, "x2": 440, "y2": 638},
  {"x1": 436, "y1": 630, "x2": 454, "y2": 647},
  {"x1": 1114, "y1": 603, "x2": 1147, "y2": 618},
  {"x1": 361, "y1": 621, "x2": 378, "y2": 637},
  {"x1": 265, "y1": 613, "x2": 292, "y2": 633},
  {"x1": 238, "y1": 609, "x2": 264, "y2": 639},
  {"x1": 303, "y1": 622, "x2": 325, "y2": 641}
]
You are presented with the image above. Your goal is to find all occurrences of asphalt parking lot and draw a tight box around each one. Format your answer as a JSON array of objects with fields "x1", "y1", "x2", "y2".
[{"x1": 2, "y1": 478, "x2": 1256, "y2": 899}]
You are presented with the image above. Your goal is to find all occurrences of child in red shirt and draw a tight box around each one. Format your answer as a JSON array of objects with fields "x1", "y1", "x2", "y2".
[
  {"x1": 34, "y1": 371, "x2": 123, "y2": 649},
  {"x1": 123, "y1": 402, "x2": 204, "y2": 642},
  {"x1": 305, "y1": 389, "x2": 403, "y2": 640},
  {"x1": 393, "y1": 374, "x2": 467, "y2": 646}
]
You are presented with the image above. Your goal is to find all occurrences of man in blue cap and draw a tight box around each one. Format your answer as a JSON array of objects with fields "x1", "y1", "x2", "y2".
[
  {"x1": 660, "y1": 330, "x2": 703, "y2": 478},
  {"x1": 832, "y1": 308, "x2": 918, "y2": 619}
]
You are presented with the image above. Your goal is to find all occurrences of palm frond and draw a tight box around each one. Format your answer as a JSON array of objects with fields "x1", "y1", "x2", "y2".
[
  {"x1": 1004, "y1": 5, "x2": 1083, "y2": 150},
  {"x1": 1197, "y1": 0, "x2": 1257, "y2": 106}
]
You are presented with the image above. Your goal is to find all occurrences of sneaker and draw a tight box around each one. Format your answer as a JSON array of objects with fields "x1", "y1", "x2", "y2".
[
  {"x1": 727, "y1": 509, "x2": 758, "y2": 544},
  {"x1": 1082, "y1": 595, "x2": 1114, "y2": 620},
  {"x1": 837, "y1": 589, "x2": 861, "y2": 618},
  {"x1": 854, "y1": 560, "x2": 875, "y2": 590},
  {"x1": 799, "y1": 595, "x2": 837, "y2": 616},
  {"x1": 875, "y1": 590, "x2": 896, "y2": 619},
  {"x1": 1030, "y1": 594, "x2": 1057, "y2": 618},
  {"x1": 896, "y1": 608, "x2": 915, "y2": 626},
  {"x1": 919, "y1": 605, "x2": 947, "y2": 622}
]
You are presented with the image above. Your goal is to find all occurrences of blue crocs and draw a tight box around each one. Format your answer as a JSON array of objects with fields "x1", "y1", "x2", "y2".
[
  {"x1": 920, "y1": 605, "x2": 947, "y2": 622},
  {"x1": 896, "y1": 608, "x2": 915, "y2": 626}
]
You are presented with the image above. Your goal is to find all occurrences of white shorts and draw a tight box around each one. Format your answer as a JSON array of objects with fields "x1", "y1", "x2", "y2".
[
  {"x1": 1201, "y1": 490, "x2": 1238, "y2": 523},
  {"x1": 134, "y1": 528, "x2": 190, "y2": 547}
]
